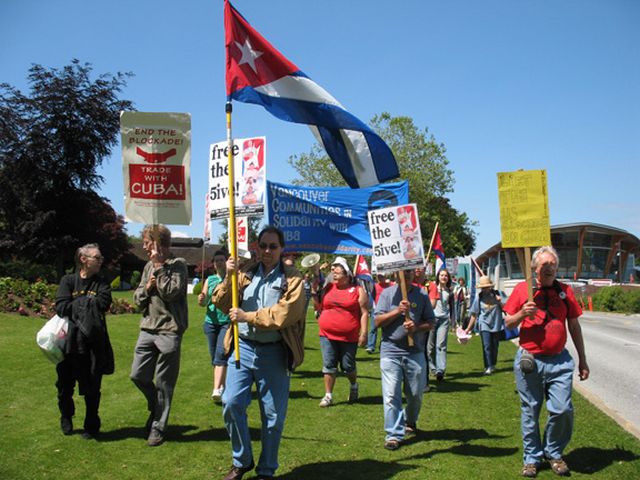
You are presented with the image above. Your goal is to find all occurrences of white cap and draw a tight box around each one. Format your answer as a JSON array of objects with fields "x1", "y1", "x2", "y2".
[{"x1": 331, "y1": 256, "x2": 352, "y2": 275}]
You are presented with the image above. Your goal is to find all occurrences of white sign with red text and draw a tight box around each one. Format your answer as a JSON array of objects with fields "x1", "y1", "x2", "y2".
[
  {"x1": 209, "y1": 137, "x2": 266, "y2": 219},
  {"x1": 121, "y1": 112, "x2": 192, "y2": 225}
]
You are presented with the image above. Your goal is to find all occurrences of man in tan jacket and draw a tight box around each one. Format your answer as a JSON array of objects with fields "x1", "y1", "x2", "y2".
[{"x1": 213, "y1": 226, "x2": 305, "y2": 480}]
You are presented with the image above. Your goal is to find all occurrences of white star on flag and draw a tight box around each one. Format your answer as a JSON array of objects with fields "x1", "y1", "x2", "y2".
[{"x1": 235, "y1": 38, "x2": 263, "y2": 73}]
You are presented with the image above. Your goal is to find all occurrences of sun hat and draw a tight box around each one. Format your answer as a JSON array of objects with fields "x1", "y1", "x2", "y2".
[
  {"x1": 331, "y1": 256, "x2": 352, "y2": 275},
  {"x1": 477, "y1": 276, "x2": 495, "y2": 289}
]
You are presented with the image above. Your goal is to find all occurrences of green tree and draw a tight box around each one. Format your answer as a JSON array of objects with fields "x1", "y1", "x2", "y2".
[
  {"x1": 287, "y1": 112, "x2": 476, "y2": 257},
  {"x1": 0, "y1": 60, "x2": 133, "y2": 277}
]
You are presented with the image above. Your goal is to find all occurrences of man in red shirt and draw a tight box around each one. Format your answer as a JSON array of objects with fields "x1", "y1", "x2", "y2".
[{"x1": 504, "y1": 246, "x2": 589, "y2": 478}]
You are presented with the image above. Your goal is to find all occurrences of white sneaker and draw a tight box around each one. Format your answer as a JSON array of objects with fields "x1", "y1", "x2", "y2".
[
  {"x1": 319, "y1": 394, "x2": 333, "y2": 407},
  {"x1": 212, "y1": 387, "x2": 224, "y2": 401},
  {"x1": 483, "y1": 367, "x2": 493, "y2": 375}
]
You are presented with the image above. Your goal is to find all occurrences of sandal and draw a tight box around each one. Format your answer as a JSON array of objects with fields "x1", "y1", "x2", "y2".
[
  {"x1": 549, "y1": 458, "x2": 570, "y2": 476},
  {"x1": 521, "y1": 463, "x2": 537, "y2": 478},
  {"x1": 384, "y1": 439, "x2": 400, "y2": 451}
]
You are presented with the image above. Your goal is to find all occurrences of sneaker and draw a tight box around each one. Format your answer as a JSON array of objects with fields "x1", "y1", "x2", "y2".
[
  {"x1": 423, "y1": 383, "x2": 430, "y2": 393},
  {"x1": 366, "y1": 348, "x2": 375, "y2": 354},
  {"x1": 60, "y1": 417, "x2": 73, "y2": 436},
  {"x1": 435, "y1": 372, "x2": 444, "y2": 383},
  {"x1": 521, "y1": 463, "x2": 537, "y2": 478},
  {"x1": 212, "y1": 387, "x2": 224, "y2": 402},
  {"x1": 319, "y1": 394, "x2": 333, "y2": 407},
  {"x1": 484, "y1": 367, "x2": 493, "y2": 375},
  {"x1": 384, "y1": 439, "x2": 400, "y2": 451},
  {"x1": 147, "y1": 427, "x2": 164, "y2": 447},
  {"x1": 405, "y1": 424, "x2": 417, "y2": 436},
  {"x1": 548, "y1": 458, "x2": 570, "y2": 476},
  {"x1": 348, "y1": 383, "x2": 359, "y2": 403}
]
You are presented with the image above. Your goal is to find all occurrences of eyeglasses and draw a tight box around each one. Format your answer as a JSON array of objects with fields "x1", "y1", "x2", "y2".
[{"x1": 258, "y1": 242, "x2": 280, "y2": 250}]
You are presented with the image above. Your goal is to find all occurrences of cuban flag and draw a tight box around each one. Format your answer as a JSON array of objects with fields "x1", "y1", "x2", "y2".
[
  {"x1": 354, "y1": 255, "x2": 373, "y2": 283},
  {"x1": 432, "y1": 224, "x2": 446, "y2": 272},
  {"x1": 224, "y1": 0, "x2": 399, "y2": 188}
]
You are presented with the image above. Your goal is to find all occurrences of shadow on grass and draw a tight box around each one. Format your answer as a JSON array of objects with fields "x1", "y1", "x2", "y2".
[
  {"x1": 564, "y1": 446, "x2": 640, "y2": 474},
  {"x1": 275, "y1": 459, "x2": 415, "y2": 480},
  {"x1": 426, "y1": 380, "x2": 487, "y2": 393}
]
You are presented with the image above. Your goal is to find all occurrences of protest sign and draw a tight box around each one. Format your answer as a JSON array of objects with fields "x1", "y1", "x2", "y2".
[
  {"x1": 209, "y1": 137, "x2": 266, "y2": 219},
  {"x1": 497, "y1": 169, "x2": 551, "y2": 301},
  {"x1": 267, "y1": 180, "x2": 409, "y2": 254},
  {"x1": 497, "y1": 169, "x2": 551, "y2": 248},
  {"x1": 121, "y1": 112, "x2": 192, "y2": 225},
  {"x1": 368, "y1": 203, "x2": 425, "y2": 273}
]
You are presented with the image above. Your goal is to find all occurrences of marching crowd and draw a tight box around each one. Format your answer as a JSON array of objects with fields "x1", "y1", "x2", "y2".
[{"x1": 52, "y1": 225, "x2": 588, "y2": 479}]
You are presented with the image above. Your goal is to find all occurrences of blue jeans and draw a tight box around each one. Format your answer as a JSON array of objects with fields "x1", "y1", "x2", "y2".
[
  {"x1": 203, "y1": 322, "x2": 230, "y2": 366},
  {"x1": 480, "y1": 330, "x2": 500, "y2": 370},
  {"x1": 427, "y1": 316, "x2": 450, "y2": 375},
  {"x1": 514, "y1": 348, "x2": 575, "y2": 465},
  {"x1": 319, "y1": 336, "x2": 357, "y2": 374},
  {"x1": 366, "y1": 313, "x2": 378, "y2": 351},
  {"x1": 380, "y1": 353, "x2": 426, "y2": 442},
  {"x1": 222, "y1": 339, "x2": 290, "y2": 477}
]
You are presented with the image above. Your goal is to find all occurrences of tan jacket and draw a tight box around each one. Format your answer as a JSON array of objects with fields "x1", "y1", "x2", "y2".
[{"x1": 212, "y1": 261, "x2": 306, "y2": 370}]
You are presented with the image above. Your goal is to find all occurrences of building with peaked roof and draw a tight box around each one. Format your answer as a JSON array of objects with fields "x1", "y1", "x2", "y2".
[{"x1": 475, "y1": 223, "x2": 640, "y2": 291}]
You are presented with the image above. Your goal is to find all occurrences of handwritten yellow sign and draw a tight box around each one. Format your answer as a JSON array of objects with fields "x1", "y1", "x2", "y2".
[{"x1": 497, "y1": 169, "x2": 551, "y2": 248}]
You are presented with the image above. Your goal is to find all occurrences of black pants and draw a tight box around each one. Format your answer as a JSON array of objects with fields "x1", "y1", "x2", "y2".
[{"x1": 56, "y1": 353, "x2": 103, "y2": 433}]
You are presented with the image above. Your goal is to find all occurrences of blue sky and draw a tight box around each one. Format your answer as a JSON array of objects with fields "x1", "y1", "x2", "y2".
[{"x1": 2, "y1": 0, "x2": 639, "y2": 257}]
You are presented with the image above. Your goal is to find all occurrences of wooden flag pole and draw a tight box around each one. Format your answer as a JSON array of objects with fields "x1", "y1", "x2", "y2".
[
  {"x1": 398, "y1": 270, "x2": 414, "y2": 347},
  {"x1": 226, "y1": 102, "x2": 240, "y2": 364},
  {"x1": 524, "y1": 246, "x2": 534, "y2": 302},
  {"x1": 424, "y1": 221, "x2": 439, "y2": 266}
]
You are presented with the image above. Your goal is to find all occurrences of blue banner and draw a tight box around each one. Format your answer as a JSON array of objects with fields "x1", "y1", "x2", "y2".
[{"x1": 267, "y1": 180, "x2": 409, "y2": 255}]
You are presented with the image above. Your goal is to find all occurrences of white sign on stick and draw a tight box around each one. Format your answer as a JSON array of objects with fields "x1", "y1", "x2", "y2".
[
  {"x1": 367, "y1": 203, "x2": 425, "y2": 274},
  {"x1": 209, "y1": 137, "x2": 266, "y2": 219},
  {"x1": 121, "y1": 112, "x2": 192, "y2": 225}
]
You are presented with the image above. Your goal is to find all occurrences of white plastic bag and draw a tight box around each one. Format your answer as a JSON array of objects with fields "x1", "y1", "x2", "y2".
[{"x1": 36, "y1": 314, "x2": 69, "y2": 364}]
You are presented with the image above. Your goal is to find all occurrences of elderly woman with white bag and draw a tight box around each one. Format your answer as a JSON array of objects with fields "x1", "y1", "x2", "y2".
[{"x1": 54, "y1": 243, "x2": 113, "y2": 439}]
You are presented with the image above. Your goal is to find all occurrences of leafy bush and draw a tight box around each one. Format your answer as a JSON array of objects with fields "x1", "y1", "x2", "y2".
[
  {"x1": 130, "y1": 271, "x2": 141, "y2": 288},
  {"x1": 0, "y1": 260, "x2": 56, "y2": 283},
  {"x1": 192, "y1": 281, "x2": 203, "y2": 296},
  {"x1": 0, "y1": 277, "x2": 57, "y2": 317},
  {"x1": 0, "y1": 276, "x2": 137, "y2": 317},
  {"x1": 109, "y1": 297, "x2": 137, "y2": 314},
  {"x1": 592, "y1": 287, "x2": 640, "y2": 313}
]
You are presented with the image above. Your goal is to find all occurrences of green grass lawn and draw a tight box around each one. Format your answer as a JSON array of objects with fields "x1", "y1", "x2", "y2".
[{"x1": 1, "y1": 292, "x2": 639, "y2": 479}]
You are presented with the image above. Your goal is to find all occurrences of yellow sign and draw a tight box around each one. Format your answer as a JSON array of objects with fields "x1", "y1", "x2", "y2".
[{"x1": 497, "y1": 169, "x2": 551, "y2": 248}]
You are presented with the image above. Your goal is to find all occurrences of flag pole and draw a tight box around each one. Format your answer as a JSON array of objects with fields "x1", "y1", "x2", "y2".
[
  {"x1": 424, "y1": 222, "x2": 439, "y2": 265},
  {"x1": 226, "y1": 101, "x2": 240, "y2": 365}
]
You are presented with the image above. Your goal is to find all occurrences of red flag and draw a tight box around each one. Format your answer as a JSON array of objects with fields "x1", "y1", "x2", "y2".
[{"x1": 432, "y1": 225, "x2": 446, "y2": 270}]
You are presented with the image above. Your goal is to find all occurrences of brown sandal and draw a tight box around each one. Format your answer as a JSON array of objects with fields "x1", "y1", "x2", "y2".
[
  {"x1": 521, "y1": 463, "x2": 537, "y2": 478},
  {"x1": 549, "y1": 458, "x2": 570, "y2": 476}
]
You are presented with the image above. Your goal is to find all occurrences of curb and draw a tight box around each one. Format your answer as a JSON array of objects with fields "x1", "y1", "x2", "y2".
[{"x1": 573, "y1": 379, "x2": 640, "y2": 441}]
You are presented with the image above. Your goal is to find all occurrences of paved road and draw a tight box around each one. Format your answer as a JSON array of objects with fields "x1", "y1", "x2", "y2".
[{"x1": 564, "y1": 311, "x2": 640, "y2": 438}]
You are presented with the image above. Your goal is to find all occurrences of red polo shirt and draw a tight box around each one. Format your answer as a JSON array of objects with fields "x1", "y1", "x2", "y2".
[{"x1": 503, "y1": 281, "x2": 582, "y2": 355}]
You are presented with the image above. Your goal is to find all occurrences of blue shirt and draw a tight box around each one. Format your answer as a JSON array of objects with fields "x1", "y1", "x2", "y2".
[
  {"x1": 469, "y1": 290, "x2": 504, "y2": 332},
  {"x1": 375, "y1": 284, "x2": 435, "y2": 357},
  {"x1": 238, "y1": 263, "x2": 284, "y2": 343}
]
